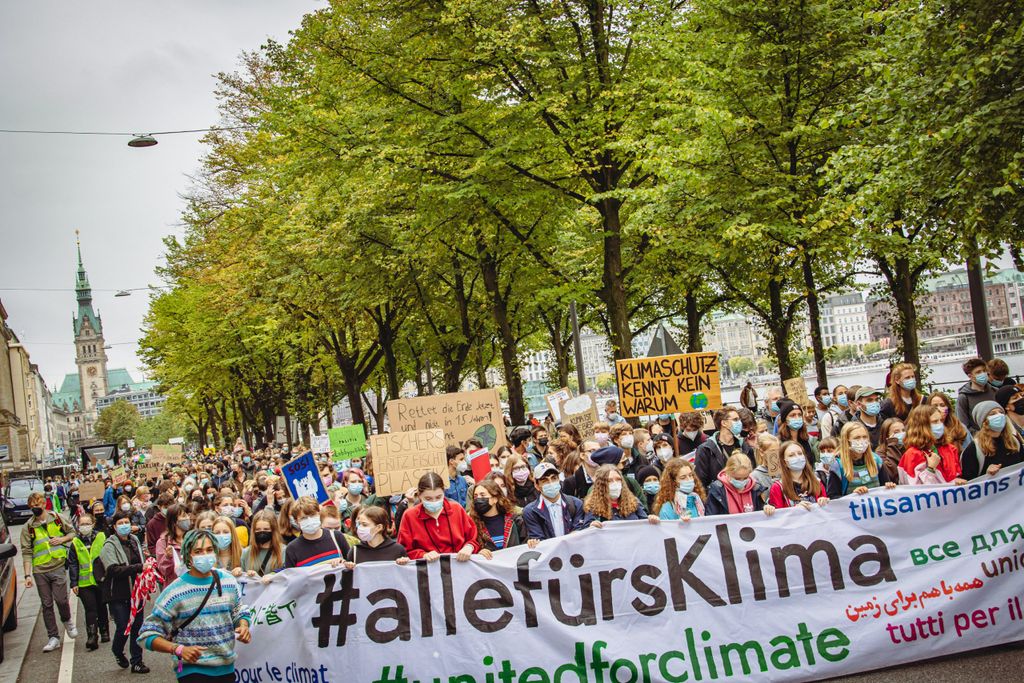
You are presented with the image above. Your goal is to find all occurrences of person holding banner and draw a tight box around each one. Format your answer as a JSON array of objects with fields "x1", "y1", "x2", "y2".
[
  {"x1": 705, "y1": 454, "x2": 774, "y2": 516},
  {"x1": 523, "y1": 463, "x2": 588, "y2": 547},
  {"x1": 469, "y1": 480, "x2": 526, "y2": 557},
  {"x1": 138, "y1": 529, "x2": 251, "y2": 683},
  {"x1": 959, "y1": 401, "x2": 1023, "y2": 480},
  {"x1": 351, "y1": 506, "x2": 408, "y2": 564},
  {"x1": 898, "y1": 405, "x2": 966, "y2": 485},
  {"x1": 767, "y1": 442, "x2": 831, "y2": 509},
  {"x1": 505, "y1": 454, "x2": 539, "y2": 507},
  {"x1": 397, "y1": 473, "x2": 480, "y2": 562},
  {"x1": 835, "y1": 422, "x2": 897, "y2": 495},
  {"x1": 653, "y1": 459, "x2": 706, "y2": 520},
  {"x1": 237, "y1": 510, "x2": 285, "y2": 577},
  {"x1": 284, "y1": 496, "x2": 352, "y2": 568},
  {"x1": 583, "y1": 465, "x2": 659, "y2": 525}
]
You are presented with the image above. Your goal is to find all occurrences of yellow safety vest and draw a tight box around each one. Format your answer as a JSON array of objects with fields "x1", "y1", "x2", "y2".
[
  {"x1": 31, "y1": 520, "x2": 68, "y2": 566},
  {"x1": 71, "y1": 533, "x2": 106, "y2": 588}
]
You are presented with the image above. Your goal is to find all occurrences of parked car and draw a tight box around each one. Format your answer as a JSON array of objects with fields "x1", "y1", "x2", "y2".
[
  {"x1": 0, "y1": 513, "x2": 18, "y2": 662},
  {"x1": 2, "y1": 477, "x2": 44, "y2": 526}
]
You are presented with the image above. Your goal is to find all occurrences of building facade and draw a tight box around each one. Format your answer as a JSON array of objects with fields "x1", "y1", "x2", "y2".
[
  {"x1": 0, "y1": 301, "x2": 31, "y2": 471},
  {"x1": 96, "y1": 383, "x2": 165, "y2": 418},
  {"x1": 820, "y1": 293, "x2": 871, "y2": 348}
]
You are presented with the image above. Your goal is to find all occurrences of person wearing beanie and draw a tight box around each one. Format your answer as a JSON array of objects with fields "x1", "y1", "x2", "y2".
[
  {"x1": 960, "y1": 399, "x2": 1023, "y2": 480},
  {"x1": 995, "y1": 384, "x2": 1024, "y2": 440},
  {"x1": 589, "y1": 445, "x2": 646, "y2": 500},
  {"x1": 636, "y1": 465, "x2": 662, "y2": 513}
]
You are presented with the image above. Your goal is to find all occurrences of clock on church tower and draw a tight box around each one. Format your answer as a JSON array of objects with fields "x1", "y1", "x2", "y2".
[{"x1": 87, "y1": 366, "x2": 97, "y2": 377}]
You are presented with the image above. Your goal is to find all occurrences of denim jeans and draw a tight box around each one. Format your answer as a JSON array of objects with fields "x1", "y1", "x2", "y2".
[{"x1": 108, "y1": 599, "x2": 143, "y2": 664}]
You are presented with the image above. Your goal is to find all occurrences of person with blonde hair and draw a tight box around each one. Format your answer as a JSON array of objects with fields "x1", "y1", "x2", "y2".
[
  {"x1": 237, "y1": 509, "x2": 284, "y2": 577},
  {"x1": 750, "y1": 432, "x2": 781, "y2": 491},
  {"x1": 835, "y1": 422, "x2": 896, "y2": 495},
  {"x1": 654, "y1": 459, "x2": 706, "y2": 520},
  {"x1": 583, "y1": 465, "x2": 659, "y2": 525},
  {"x1": 211, "y1": 516, "x2": 243, "y2": 571},
  {"x1": 960, "y1": 401, "x2": 1023, "y2": 479},
  {"x1": 705, "y1": 454, "x2": 774, "y2": 516},
  {"x1": 880, "y1": 362, "x2": 924, "y2": 421}
]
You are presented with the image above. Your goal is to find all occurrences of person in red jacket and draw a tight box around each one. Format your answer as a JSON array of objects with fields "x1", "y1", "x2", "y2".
[
  {"x1": 397, "y1": 472, "x2": 480, "y2": 562},
  {"x1": 898, "y1": 405, "x2": 967, "y2": 485}
]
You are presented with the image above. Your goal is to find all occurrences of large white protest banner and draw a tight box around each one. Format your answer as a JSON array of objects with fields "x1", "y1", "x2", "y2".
[{"x1": 234, "y1": 466, "x2": 1024, "y2": 683}]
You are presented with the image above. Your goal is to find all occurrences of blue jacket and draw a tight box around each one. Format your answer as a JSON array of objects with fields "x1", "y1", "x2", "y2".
[
  {"x1": 103, "y1": 485, "x2": 117, "y2": 518},
  {"x1": 523, "y1": 494, "x2": 588, "y2": 541},
  {"x1": 444, "y1": 475, "x2": 468, "y2": 507}
]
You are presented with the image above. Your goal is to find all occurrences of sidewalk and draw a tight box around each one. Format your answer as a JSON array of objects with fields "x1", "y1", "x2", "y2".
[{"x1": 0, "y1": 524, "x2": 41, "y2": 683}]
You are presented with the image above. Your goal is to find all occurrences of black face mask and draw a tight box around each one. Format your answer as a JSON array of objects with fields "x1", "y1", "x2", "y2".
[
  {"x1": 473, "y1": 499, "x2": 493, "y2": 515},
  {"x1": 31, "y1": 507, "x2": 44, "y2": 517},
  {"x1": 537, "y1": 439, "x2": 549, "y2": 447},
  {"x1": 254, "y1": 531, "x2": 273, "y2": 545}
]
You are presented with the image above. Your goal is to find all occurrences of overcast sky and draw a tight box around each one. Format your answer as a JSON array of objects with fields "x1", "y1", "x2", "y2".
[{"x1": 0, "y1": 1, "x2": 320, "y2": 390}]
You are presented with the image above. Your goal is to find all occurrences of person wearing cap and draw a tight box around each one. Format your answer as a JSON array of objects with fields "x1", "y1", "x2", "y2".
[
  {"x1": 956, "y1": 358, "x2": 997, "y2": 434},
  {"x1": 651, "y1": 433, "x2": 677, "y2": 469},
  {"x1": 694, "y1": 407, "x2": 755, "y2": 490},
  {"x1": 853, "y1": 387, "x2": 885, "y2": 449},
  {"x1": 959, "y1": 400, "x2": 1023, "y2": 480},
  {"x1": 523, "y1": 462, "x2": 589, "y2": 547},
  {"x1": 635, "y1": 465, "x2": 662, "y2": 512},
  {"x1": 995, "y1": 384, "x2": 1024, "y2": 440}
]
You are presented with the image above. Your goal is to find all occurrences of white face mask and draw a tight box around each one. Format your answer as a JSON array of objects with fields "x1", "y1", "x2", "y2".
[
  {"x1": 120, "y1": 503, "x2": 131, "y2": 512},
  {"x1": 683, "y1": 431, "x2": 699, "y2": 441},
  {"x1": 620, "y1": 435, "x2": 635, "y2": 449},
  {"x1": 608, "y1": 482, "x2": 622, "y2": 499},
  {"x1": 849, "y1": 439, "x2": 870, "y2": 454},
  {"x1": 657, "y1": 448, "x2": 673, "y2": 462}
]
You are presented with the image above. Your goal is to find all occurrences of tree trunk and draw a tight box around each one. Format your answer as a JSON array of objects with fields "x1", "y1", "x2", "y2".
[
  {"x1": 598, "y1": 198, "x2": 633, "y2": 360},
  {"x1": 475, "y1": 338, "x2": 489, "y2": 389},
  {"x1": 1010, "y1": 244, "x2": 1023, "y2": 272},
  {"x1": 685, "y1": 291, "x2": 703, "y2": 352},
  {"x1": 801, "y1": 253, "x2": 828, "y2": 388},
  {"x1": 767, "y1": 281, "x2": 794, "y2": 379},
  {"x1": 283, "y1": 405, "x2": 293, "y2": 448},
  {"x1": 476, "y1": 236, "x2": 526, "y2": 424},
  {"x1": 373, "y1": 305, "x2": 401, "y2": 400},
  {"x1": 892, "y1": 258, "x2": 921, "y2": 370}
]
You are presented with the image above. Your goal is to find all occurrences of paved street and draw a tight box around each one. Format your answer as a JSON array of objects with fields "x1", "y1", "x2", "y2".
[{"x1": 0, "y1": 518, "x2": 1022, "y2": 683}]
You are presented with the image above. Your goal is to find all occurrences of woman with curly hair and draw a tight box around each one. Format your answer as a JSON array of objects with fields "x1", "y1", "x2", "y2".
[
  {"x1": 926, "y1": 391, "x2": 969, "y2": 453},
  {"x1": 468, "y1": 480, "x2": 526, "y2": 558},
  {"x1": 654, "y1": 459, "x2": 706, "y2": 520},
  {"x1": 583, "y1": 465, "x2": 660, "y2": 525},
  {"x1": 548, "y1": 438, "x2": 581, "y2": 479},
  {"x1": 880, "y1": 363, "x2": 924, "y2": 421}
]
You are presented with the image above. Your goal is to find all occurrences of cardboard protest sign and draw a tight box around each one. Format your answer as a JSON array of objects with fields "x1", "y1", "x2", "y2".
[
  {"x1": 126, "y1": 439, "x2": 135, "y2": 448},
  {"x1": 368, "y1": 429, "x2": 449, "y2": 497},
  {"x1": 545, "y1": 387, "x2": 572, "y2": 423},
  {"x1": 78, "y1": 481, "x2": 105, "y2": 503},
  {"x1": 559, "y1": 393, "x2": 599, "y2": 440},
  {"x1": 387, "y1": 389, "x2": 505, "y2": 450},
  {"x1": 310, "y1": 434, "x2": 331, "y2": 455},
  {"x1": 614, "y1": 352, "x2": 722, "y2": 418},
  {"x1": 110, "y1": 466, "x2": 128, "y2": 485},
  {"x1": 328, "y1": 425, "x2": 366, "y2": 463},
  {"x1": 136, "y1": 461, "x2": 162, "y2": 480},
  {"x1": 149, "y1": 443, "x2": 183, "y2": 465},
  {"x1": 281, "y1": 452, "x2": 328, "y2": 504},
  {"x1": 783, "y1": 377, "x2": 810, "y2": 406}
]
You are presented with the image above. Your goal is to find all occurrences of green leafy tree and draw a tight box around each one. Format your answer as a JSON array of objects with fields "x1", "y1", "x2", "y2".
[{"x1": 94, "y1": 400, "x2": 142, "y2": 449}]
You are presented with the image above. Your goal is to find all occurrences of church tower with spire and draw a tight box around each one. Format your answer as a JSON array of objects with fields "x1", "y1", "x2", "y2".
[{"x1": 73, "y1": 231, "x2": 108, "y2": 414}]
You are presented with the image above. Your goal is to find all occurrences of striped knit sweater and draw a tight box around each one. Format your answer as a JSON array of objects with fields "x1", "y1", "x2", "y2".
[{"x1": 138, "y1": 568, "x2": 250, "y2": 679}]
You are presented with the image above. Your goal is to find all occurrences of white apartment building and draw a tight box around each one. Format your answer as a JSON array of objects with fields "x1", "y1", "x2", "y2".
[{"x1": 820, "y1": 293, "x2": 871, "y2": 347}]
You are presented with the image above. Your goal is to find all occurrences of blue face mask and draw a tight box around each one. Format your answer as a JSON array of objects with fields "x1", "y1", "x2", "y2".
[
  {"x1": 192, "y1": 553, "x2": 217, "y2": 574},
  {"x1": 894, "y1": 431, "x2": 905, "y2": 444},
  {"x1": 786, "y1": 456, "x2": 806, "y2": 471},
  {"x1": 864, "y1": 402, "x2": 881, "y2": 416},
  {"x1": 423, "y1": 499, "x2": 444, "y2": 514},
  {"x1": 901, "y1": 379, "x2": 917, "y2": 391},
  {"x1": 642, "y1": 482, "x2": 660, "y2": 495},
  {"x1": 729, "y1": 477, "x2": 748, "y2": 490},
  {"x1": 975, "y1": 372, "x2": 989, "y2": 386},
  {"x1": 347, "y1": 483, "x2": 364, "y2": 496},
  {"x1": 769, "y1": 401, "x2": 780, "y2": 414},
  {"x1": 243, "y1": 457, "x2": 251, "y2": 464},
  {"x1": 989, "y1": 378, "x2": 1004, "y2": 388},
  {"x1": 930, "y1": 423, "x2": 945, "y2": 440},
  {"x1": 819, "y1": 453, "x2": 837, "y2": 467},
  {"x1": 678, "y1": 480, "x2": 695, "y2": 494},
  {"x1": 988, "y1": 414, "x2": 1007, "y2": 433},
  {"x1": 115, "y1": 523, "x2": 132, "y2": 537},
  {"x1": 213, "y1": 532, "x2": 232, "y2": 549},
  {"x1": 541, "y1": 482, "x2": 562, "y2": 499},
  {"x1": 787, "y1": 417, "x2": 805, "y2": 431},
  {"x1": 837, "y1": 395, "x2": 849, "y2": 408},
  {"x1": 820, "y1": 395, "x2": 832, "y2": 406},
  {"x1": 729, "y1": 421, "x2": 743, "y2": 436}
]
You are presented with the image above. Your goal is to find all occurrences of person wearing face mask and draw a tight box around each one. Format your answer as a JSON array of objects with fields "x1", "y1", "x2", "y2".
[
  {"x1": 583, "y1": 465, "x2": 660, "y2": 525},
  {"x1": 592, "y1": 422, "x2": 612, "y2": 448},
  {"x1": 835, "y1": 422, "x2": 896, "y2": 496},
  {"x1": 509, "y1": 427, "x2": 537, "y2": 468},
  {"x1": 117, "y1": 493, "x2": 147, "y2": 548},
  {"x1": 20, "y1": 492, "x2": 77, "y2": 653},
  {"x1": 284, "y1": 496, "x2": 352, "y2": 567},
  {"x1": 562, "y1": 438, "x2": 601, "y2": 499},
  {"x1": 210, "y1": 517, "x2": 243, "y2": 571},
  {"x1": 100, "y1": 510, "x2": 149, "y2": 672},
  {"x1": 604, "y1": 399, "x2": 626, "y2": 426},
  {"x1": 531, "y1": 426, "x2": 551, "y2": 460},
  {"x1": 676, "y1": 412, "x2": 708, "y2": 459},
  {"x1": 215, "y1": 496, "x2": 250, "y2": 546},
  {"x1": 814, "y1": 387, "x2": 835, "y2": 440},
  {"x1": 610, "y1": 423, "x2": 642, "y2": 478},
  {"x1": 351, "y1": 506, "x2": 409, "y2": 564},
  {"x1": 898, "y1": 405, "x2": 966, "y2": 485},
  {"x1": 443, "y1": 446, "x2": 471, "y2": 507},
  {"x1": 138, "y1": 529, "x2": 252, "y2": 681},
  {"x1": 504, "y1": 454, "x2": 539, "y2": 507},
  {"x1": 335, "y1": 468, "x2": 384, "y2": 525},
  {"x1": 146, "y1": 492, "x2": 176, "y2": 557},
  {"x1": 830, "y1": 385, "x2": 859, "y2": 438},
  {"x1": 750, "y1": 433, "x2": 782, "y2": 492},
  {"x1": 880, "y1": 363, "x2": 924, "y2": 422},
  {"x1": 960, "y1": 401, "x2": 1023, "y2": 480},
  {"x1": 957, "y1": 357, "x2": 997, "y2": 434},
  {"x1": 237, "y1": 510, "x2": 285, "y2": 577},
  {"x1": 853, "y1": 387, "x2": 885, "y2": 449},
  {"x1": 523, "y1": 463, "x2": 589, "y2": 547},
  {"x1": 468, "y1": 480, "x2": 526, "y2": 558},
  {"x1": 155, "y1": 504, "x2": 192, "y2": 584},
  {"x1": 813, "y1": 437, "x2": 844, "y2": 499},
  {"x1": 695, "y1": 408, "x2": 755, "y2": 490},
  {"x1": 67, "y1": 512, "x2": 106, "y2": 650},
  {"x1": 651, "y1": 433, "x2": 677, "y2": 469},
  {"x1": 995, "y1": 384, "x2": 1024, "y2": 441},
  {"x1": 397, "y1": 473, "x2": 479, "y2": 562},
  {"x1": 704, "y1": 454, "x2": 774, "y2": 516},
  {"x1": 768, "y1": 442, "x2": 832, "y2": 508},
  {"x1": 635, "y1": 465, "x2": 663, "y2": 512},
  {"x1": 776, "y1": 399, "x2": 820, "y2": 465},
  {"x1": 758, "y1": 387, "x2": 784, "y2": 435},
  {"x1": 876, "y1": 418, "x2": 907, "y2": 484},
  {"x1": 654, "y1": 459, "x2": 706, "y2": 520}
]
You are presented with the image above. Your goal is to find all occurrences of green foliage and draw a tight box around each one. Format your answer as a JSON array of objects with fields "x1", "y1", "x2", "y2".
[
  {"x1": 728, "y1": 357, "x2": 756, "y2": 376},
  {"x1": 94, "y1": 400, "x2": 142, "y2": 449}
]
